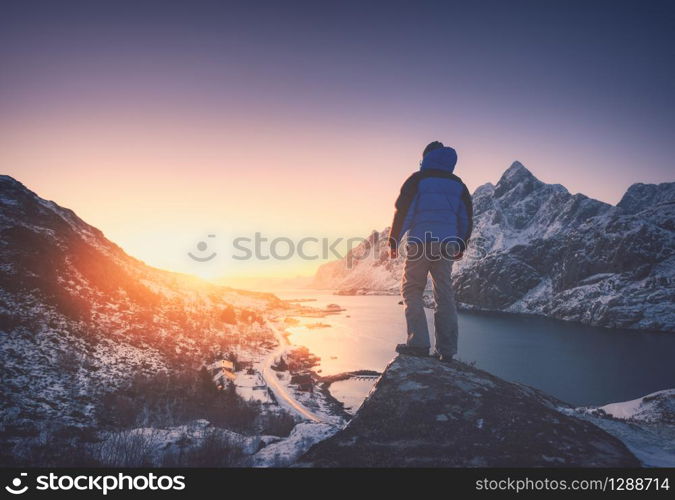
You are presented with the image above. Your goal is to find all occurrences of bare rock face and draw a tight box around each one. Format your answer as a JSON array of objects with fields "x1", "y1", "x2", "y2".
[{"x1": 299, "y1": 355, "x2": 640, "y2": 467}]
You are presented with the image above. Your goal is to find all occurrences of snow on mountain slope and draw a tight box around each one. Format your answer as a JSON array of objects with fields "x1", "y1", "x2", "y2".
[
  {"x1": 596, "y1": 389, "x2": 675, "y2": 424},
  {"x1": 0, "y1": 175, "x2": 283, "y2": 434},
  {"x1": 311, "y1": 162, "x2": 675, "y2": 331},
  {"x1": 312, "y1": 230, "x2": 401, "y2": 293},
  {"x1": 569, "y1": 389, "x2": 675, "y2": 466}
]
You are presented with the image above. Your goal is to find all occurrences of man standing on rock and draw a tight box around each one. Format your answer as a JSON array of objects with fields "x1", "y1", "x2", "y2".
[{"x1": 388, "y1": 141, "x2": 473, "y2": 362}]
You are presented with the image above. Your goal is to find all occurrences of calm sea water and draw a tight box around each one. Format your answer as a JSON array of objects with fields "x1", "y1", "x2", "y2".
[{"x1": 275, "y1": 290, "x2": 675, "y2": 411}]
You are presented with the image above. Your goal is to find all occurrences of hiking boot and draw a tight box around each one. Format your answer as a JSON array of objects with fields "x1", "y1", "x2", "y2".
[
  {"x1": 435, "y1": 352, "x2": 456, "y2": 364},
  {"x1": 395, "y1": 344, "x2": 430, "y2": 357}
]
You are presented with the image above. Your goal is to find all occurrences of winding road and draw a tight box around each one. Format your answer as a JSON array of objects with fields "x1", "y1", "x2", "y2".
[{"x1": 262, "y1": 320, "x2": 325, "y2": 423}]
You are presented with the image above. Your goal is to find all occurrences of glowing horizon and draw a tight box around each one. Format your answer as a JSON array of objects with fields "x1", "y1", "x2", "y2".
[{"x1": 2, "y1": 2, "x2": 673, "y2": 282}]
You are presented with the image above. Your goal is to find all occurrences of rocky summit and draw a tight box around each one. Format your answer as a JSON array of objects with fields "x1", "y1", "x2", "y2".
[{"x1": 299, "y1": 355, "x2": 640, "y2": 467}]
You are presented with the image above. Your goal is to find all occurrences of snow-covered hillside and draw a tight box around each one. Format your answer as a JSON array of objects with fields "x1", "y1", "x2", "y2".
[
  {"x1": 570, "y1": 389, "x2": 675, "y2": 466},
  {"x1": 0, "y1": 175, "x2": 293, "y2": 464},
  {"x1": 589, "y1": 389, "x2": 675, "y2": 424},
  {"x1": 311, "y1": 162, "x2": 675, "y2": 332}
]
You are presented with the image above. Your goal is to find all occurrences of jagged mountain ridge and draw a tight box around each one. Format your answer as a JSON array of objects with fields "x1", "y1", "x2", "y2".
[
  {"x1": 0, "y1": 175, "x2": 282, "y2": 432},
  {"x1": 311, "y1": 163, "x2": 675, "y2": 331}
]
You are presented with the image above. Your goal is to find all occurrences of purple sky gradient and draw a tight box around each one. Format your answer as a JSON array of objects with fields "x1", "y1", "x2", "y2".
[{"x1": 1, "y1": 0, "x2": 673, "y2": 277}]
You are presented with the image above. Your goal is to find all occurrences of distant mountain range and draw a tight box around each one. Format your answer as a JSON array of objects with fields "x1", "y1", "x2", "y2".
[{"x1": 312, "y1": 162, "x2": 675, "y2": 332}]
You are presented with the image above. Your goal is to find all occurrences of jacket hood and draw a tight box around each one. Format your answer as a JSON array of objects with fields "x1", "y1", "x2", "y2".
[{"x1": 420, "y1": 146, "x2": 457, "y2": 173}]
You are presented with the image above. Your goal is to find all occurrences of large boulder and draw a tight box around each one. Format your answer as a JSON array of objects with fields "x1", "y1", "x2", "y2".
[{"x1": 299, "y1": 355, "x2": 640, "y2": 467}]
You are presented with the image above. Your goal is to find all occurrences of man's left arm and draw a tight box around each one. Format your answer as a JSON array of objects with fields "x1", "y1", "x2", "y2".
[{"x1": 456, "y1": 183, "x2": 473, "y2": 253}]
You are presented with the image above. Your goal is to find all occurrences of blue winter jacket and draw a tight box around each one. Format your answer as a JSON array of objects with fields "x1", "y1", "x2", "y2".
[{"x1": 388, "y1": 147, "x2": 473, "y2": 252}]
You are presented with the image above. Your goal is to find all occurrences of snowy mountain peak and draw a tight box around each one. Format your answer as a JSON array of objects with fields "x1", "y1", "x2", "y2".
[
  {"x1": 617, "y1": 181, "x2": 675, "y2": 213},
  {"x1": 493, "y1": 161, "x2": 547, "y2": 200},
  {"x1": 507, "y1": 160, "x2": 528, "y2": 172},
  {"x1": 0, "y1": 174, "x2": 23, "y2": 186},
  {"x1": 498, "y1": 160, "x2": 536, "y2": 183},
  {"x1": 473, "y1": 182, "x2": 495, "y2": 195},
  {"x1": 0, "y1": 175, "x2": 35, "y2": 203},
  {"x1": 0, "y1": 172, "x2": 118, "y2": 256}
]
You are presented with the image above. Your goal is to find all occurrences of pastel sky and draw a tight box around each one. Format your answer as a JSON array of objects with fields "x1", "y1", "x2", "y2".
[{"x1": 1, "y1": 1, "x2": 673, "y2": 280}]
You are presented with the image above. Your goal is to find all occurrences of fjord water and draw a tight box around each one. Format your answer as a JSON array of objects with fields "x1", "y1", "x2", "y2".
[{"x1": 277, "y1": 290, "x2": 675, "y2": 410}]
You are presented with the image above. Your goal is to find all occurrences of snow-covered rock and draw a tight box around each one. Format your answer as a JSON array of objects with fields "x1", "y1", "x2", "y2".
[
  {"x1": 311, "y1": 163, "x2": 675, "y2": 332},
  {"x1": 249, "y1": 422, "x2": 338, "y2": 467},
  {"x1": 96, "y1": 420, "x2": 281, "y2": 467}
]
